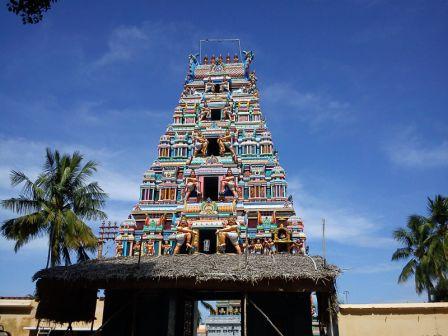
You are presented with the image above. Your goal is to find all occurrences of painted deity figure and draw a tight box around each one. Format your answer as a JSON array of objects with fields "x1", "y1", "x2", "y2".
[
  {"x1": 217, "y1": 130, "x2": 237, "y2": 162},
  {"x1": 220, "y1": 78, "x2": 229, "y2": 92},
  {"x1": 242, "y1": 50, "x2": 254, "y2": 75},
  {"x1": 263, "y1": 238, "x2": 271, "y2": 255},
  {"x1": 181, "y1": 85, "x2": 195, "y2": 97},
  {"x1": 187, "y1": 53, "x2": 199, "y2": 81},
  {"x1": 293, "y1": 239, "x2": 305, "y2": 255},
  {"x1": 145, "y1": 240, "x2": 154, "y2": 255},
  {"x1": 200, "y1": 102, "x2": 211, "y2": 120},
  {"x1": 205, "y1": 77, "x2": 213, "y2": 93},
  {"x1": 133, "y1": 241, "x2": 141, "y2": 256},
  {"x1": 249, "y1": 71, "x2": 257, "y2": 82},
  {"x1": 162, "y1": 240, "x2": 172, "y2": 255},
  {"x1": 243, "y1": 50, "x2": 254, "y2": 64},
  {"x1": 248, "y1": 239, "x2": 256, "y2": 254},
  {"x1": 211, "y1": 56, "x2": 224, "y2": 72},
  {"x1": 184, "y1": 169, "x2": 201, "y2": 201},
  {"x1": 116, "y1": 241, "x2": 123, "y2": 257},
  {"x1": 253, "y1": 239, "x2": 263, "y2": 255},
  {"x1": 248, "y1": 71, "x2": 258, "y2": 96},
  {"x1": 222, "y1": 103, "x2": 233, "y2": 121},
  {"x1": 220, "y1": 168, "x2": 238, "y2": 198},
  {"x1": 173, "y1": 216, "x2": 195, "y2": 254},
  {"x1": 216, "y1": 216, "x2": 242, "y2": 254},
  {"x1": 267, "y1": 238, "x2": 276, "y2": 254},
  {"x1": 192, "y1": 131, "x2": 208, "y2": 157}
]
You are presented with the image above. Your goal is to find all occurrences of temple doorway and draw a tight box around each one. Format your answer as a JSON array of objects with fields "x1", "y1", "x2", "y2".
[
  {"x1": 198, "y1": 229, "x2": 217, "y2": 254},
  {"x1": 203, "y1": 177, "x2": 219, "y2": 201}
]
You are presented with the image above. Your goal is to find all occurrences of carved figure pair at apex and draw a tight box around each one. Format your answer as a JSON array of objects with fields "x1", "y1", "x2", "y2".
[{"x1": 113, "y1": 44, "x2": 307, "y2": 258}]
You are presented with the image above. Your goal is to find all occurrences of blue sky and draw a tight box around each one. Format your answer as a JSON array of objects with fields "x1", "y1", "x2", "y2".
[{"x1": 1, "y1": 0, "x2": 447, "y2": 303}]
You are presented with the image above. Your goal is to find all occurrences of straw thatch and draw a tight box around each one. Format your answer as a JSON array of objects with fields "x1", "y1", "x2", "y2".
[
  {"x1": 35, "y1": 279, "x2": 97, "y2": 323},
  {"x1": 33, "y1": 254, "x2": 339, "y2": 323},
  {"x1": 33, "y1": 254, "x2": 339, "y2": 291}
]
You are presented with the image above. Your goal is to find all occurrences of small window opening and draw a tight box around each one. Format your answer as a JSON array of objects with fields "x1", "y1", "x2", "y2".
[
  {"x1": 211, "y1": 109, "x2": 221, "y2": 121},
  {"x1": 213, "y1": 84, "x2": 221, "y2": 93},
  {"x1": 203, "y1": 176, "x2": 219, "y2": 201},
  {"x1": 207, "y1": 138, "x2": 220, "y2": 156}
]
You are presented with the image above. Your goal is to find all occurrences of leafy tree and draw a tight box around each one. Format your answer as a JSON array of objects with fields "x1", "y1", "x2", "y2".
[
  {"x1": 392, "y1": 195, "x2": 448, "y2": 302},
  {"x1": 6, "y1": 0, "x2": 59, "y2": 24},
  {"x1": 1, "y1": 148, "x2": 107, "y2": 268}
]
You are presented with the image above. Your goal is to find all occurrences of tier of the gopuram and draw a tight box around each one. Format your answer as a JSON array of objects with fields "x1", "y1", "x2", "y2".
[{"x1": 114, "y1": 49, "x2": 307, "y2": 257}]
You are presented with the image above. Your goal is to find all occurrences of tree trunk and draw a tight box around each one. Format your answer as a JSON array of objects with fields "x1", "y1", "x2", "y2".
[{"x1": 45, "y1": 225, "x2": 54, "y2": 269}]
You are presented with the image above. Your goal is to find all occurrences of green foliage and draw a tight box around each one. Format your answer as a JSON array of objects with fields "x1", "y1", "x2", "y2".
[
  {"x1": 1, "y1": 148, "x2": 108, "y2": 268},
  {"x1": 392, "y1": 195, "x2": 448, "y2": 302},
  {"x1": 6, "y1": 0, "x2": 58, "y2": 24}
]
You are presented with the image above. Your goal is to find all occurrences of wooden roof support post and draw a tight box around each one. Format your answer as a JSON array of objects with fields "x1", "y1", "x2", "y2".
[
  {"x1": 243, "y1": 293, "x2": 248, "y2": 336},
  {"x1": 130, "y1": 293, "x2": 137, "y2": 336},
  {"x1": 167, "y1": 293, "x2": 177, "y2": 336},
  {"x1": 327, "y1": 296, "x2": 334, "y2": 336}
]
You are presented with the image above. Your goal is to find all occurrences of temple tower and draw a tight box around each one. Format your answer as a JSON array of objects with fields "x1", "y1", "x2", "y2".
[{"x1": 115, "y1": 46, "x2": 307, "y2": 257}]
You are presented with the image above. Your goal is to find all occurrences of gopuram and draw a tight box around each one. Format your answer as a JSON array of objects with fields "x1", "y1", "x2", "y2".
[
  {"x1": 33, "y1": 43, "x2": 340, "y2": 336},
  {"x1": 115, "y1": 50, "x2": 307, "y2": 258}
]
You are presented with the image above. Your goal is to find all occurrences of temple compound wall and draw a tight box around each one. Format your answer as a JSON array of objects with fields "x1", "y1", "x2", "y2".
[
  {"x1": 338, "y1": 303, "x2": 448, "y2": 336},
  {"x1": 0, "y1": 298, "x2": 104, "y2": 336}
]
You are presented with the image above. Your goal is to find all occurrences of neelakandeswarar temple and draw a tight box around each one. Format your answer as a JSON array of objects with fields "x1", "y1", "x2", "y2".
[
  {"x1": 33, "y1": 43, "x2": 339, "y2": 336},
  {"x1": 114, "y1": 48, "x2": 306, "y2": 258}
]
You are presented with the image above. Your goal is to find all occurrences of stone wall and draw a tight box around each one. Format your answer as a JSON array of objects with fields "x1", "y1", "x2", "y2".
[{"x1": 0, "y1": 298, "x2": 104, "y2": 336}]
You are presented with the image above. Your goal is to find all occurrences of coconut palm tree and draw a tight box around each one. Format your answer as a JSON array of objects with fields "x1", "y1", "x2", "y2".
[
  {"x1": 392, "y1": 215, "x2": 434, "y2": 301},
  {"x1": 426, "y1": 195, "x2": 448, "y2": 280},
  {"x1": 392, "y1": 195, "x2": 448, "y2": 302},
  {"x1": 1, "y1": 148, "x2": 108, "y2": 268}
]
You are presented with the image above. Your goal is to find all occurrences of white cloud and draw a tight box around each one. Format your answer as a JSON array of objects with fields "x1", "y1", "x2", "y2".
[
  {"x1": 288, "y1": 176, "x2": 393, "y2": 248},
  {"x1": 93, "y1": 25, "x2": 149, "y2": 67},
  {"x1": 0, "y1": 137, "x2": 140, "y2": 203},
  {"x1": 385, "y1": 127, "x2": 448, "y2": 168},
  {"x1": 71, "y1": 101, "x2": 167, "y2": 126},
  {"x1": 89, "y1": 21, "x2": 197, "y2": 70},
  {"x1": 0, "y1": 235, "x2": 48, "y2": 252},
  {"x1": 263, "y1": 82, "x2": 352, "y2": 127},
  {"x1": 349, "y1": 262, "x2": 402, "y2": 274},
  {"x1": 97, "y1": 169, "x2": 139, "y2": 202}
]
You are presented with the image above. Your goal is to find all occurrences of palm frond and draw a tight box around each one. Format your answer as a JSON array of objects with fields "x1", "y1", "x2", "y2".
[
  {"x1": 391, "y1": 247, "x2": 412, "y2": 261},
  {"x1": 1, "y1": 197, "x2": 41, "y2": 214},
  {"x1": 393, "y1": 227, "x2": 414, "y2": 248},
  {"x1": 199, "y1": 301, "x2": 216, "y2": 315},
  {"x1": 1, "y1": 211, "x2": 48, "y2": 251},
  {"x1": 398, "y1": 259, "x2": 416, "y2": 284}
]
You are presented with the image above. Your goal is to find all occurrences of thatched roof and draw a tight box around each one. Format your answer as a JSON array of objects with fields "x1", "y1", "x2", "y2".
[{"x1": 34, "y1": 254, "x2": 339, "y2": 292}]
